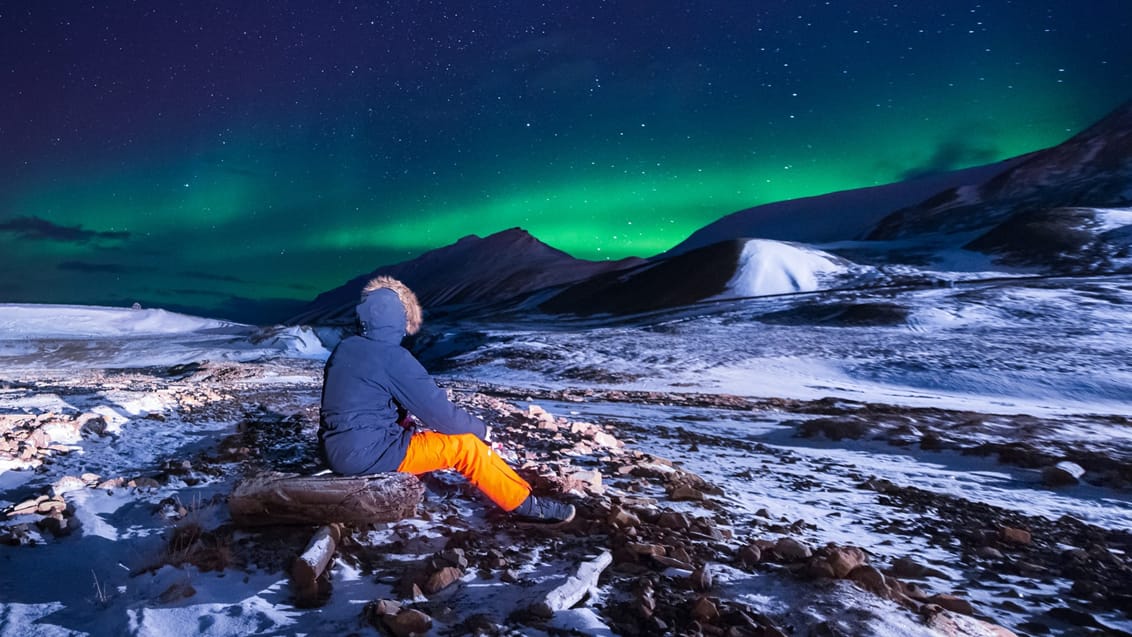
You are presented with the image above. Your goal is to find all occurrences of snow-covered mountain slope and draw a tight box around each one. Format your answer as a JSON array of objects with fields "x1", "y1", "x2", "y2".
[
  {"x1": 0, "y1": 304, "x2": 234, "y2": 339},
  {"x1": 0, "y1": 304, "x2": 327, "y2": 369},
  {"x1": 434, "y1": 273, "x2": 1132, "y2": 417},
  {"x1": 288, "y1": 228, "x2": 642, "y2": 326},
  {"x1": 868, "y1": 99, "x2": 1132, "y2": 241},
  {"x1": 963, "y1": 206, "x2": 1132, "y2": 272},
  {"x1": 668, "y1": 158, "x2": 1027, "y2": 254},
  {"x1": 538, "y1": 238, "x2": 880, "y2": 316},
  {"x1": 712, "y1": 239, "x2": 877, "y2": 299}
]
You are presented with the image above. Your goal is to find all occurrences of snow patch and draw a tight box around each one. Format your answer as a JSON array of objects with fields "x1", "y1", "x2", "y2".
[
  {"x1": 715, "y1": 239, "x2": 852, "y2": 298},
  {"x1": 0, "y1": 304, "x2": 235, "y2": 340},
  {"x1": 1091, "y1": 206, "x2": 1132, "y2": 232}
]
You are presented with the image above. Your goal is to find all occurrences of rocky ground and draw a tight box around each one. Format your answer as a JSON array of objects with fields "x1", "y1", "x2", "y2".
[{"x1": 2, "y1": 360, "x2": 1130, "y2": 636}]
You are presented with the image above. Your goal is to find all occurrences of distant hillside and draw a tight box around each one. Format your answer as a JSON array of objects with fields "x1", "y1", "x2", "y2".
[
  {"x1": 868, "y1": 99, "x2": 1132, "y2": 241},
  {"x1": 287, "y1": 228, "x2": 642, "y2": 326},
  {"x1": 540, "y1": 238, "x2": 875, "y2": 316},
  {"x1": 667, "y1": 159, "x2": 1025, "y2": 255}
]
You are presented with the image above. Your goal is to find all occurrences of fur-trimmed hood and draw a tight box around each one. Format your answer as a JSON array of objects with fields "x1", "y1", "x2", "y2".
[{"x1": 356, "y1": 276, "x2": 422, "y2": 340}]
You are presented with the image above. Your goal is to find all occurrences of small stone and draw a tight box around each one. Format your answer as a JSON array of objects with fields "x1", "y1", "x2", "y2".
[
  {"x1": 657, "y1": 512, "x2": 690, "y2": 530},
  {"x1": 669, "y1": 485, "x2": 704, "y2": 501},
  {"x1": 652, "y1": 555, "x2": 695, "y2": 570},
  {"x1": 78, "y1": 413, "x2": 108, "y2": 436},
  {"x1": 591, "y1": 431, "x2": 623, "y2": 449},
  {"x1": 1041, "y1": 461, "x2": 1085, "y2": 487},
  {"x1": 999, "y1": 527, "x2": 1032, "y2": 545},
  {"x1": 690, "y1": 564, "x2": 713, "y2": 591},
  {"x1": 889, "y1": 556, "x2": 943, "y2": 579},
  {"x1": 383, "y1": 609, "x2": 432, "y2": 637},
  {"x1": 670, "y1": 545, "x2": 693, "y2": 564},
  {"x1": 773, "y1": 537, "x2": 812, "y2": 561},
  {"x1": 849, "y1": 565, "x2": 890, "y2": 596},
  {"x1": 609, "y1": 507, "x2": 641, "y2": 528},
  {"x1": 425, "y1": 566, "x2": 463, "y2": 594},
  {"x1": 739, "y1": 544, "x2": 762, "y2": 565},
  {"x1": 626, "y1": 542, "x2": 665, "y2": 557},
  {"x1": 96, "y1": 477, "x2": 126, "y2": 491},
  {"x1": 438, "y1": 548, "x2": 468, "y2": 570},
  {"x1": 52, "y1": 476, "x2": 88, "y2": 496},
  {"x1": 129, "y1": 477, "x2": 161, "y2": 489},
  {"x1": 367, "y1": 599, "x2": 402, "y2": 617},
  {"x1": 928, "y1": 593, "x2": 974, "y2": 615},
  {"x1": 570, "y1": 469, "x2": 603, "y2": 493},
  {"x1": 80, "y1": 472, "x2": 101, "y2": 485},
  {"x1": 691, "y1": 596, "x2": 719, "y2": 622},
  {"x1": 485, "y1": 549, "x2": 508, "y2": 568},
  {"x1": 977, "y1": 546, "x2": 1005, "y2": 560},
  {"x1": 825, "y1": 546, "x2": 868, "y2": 578}
]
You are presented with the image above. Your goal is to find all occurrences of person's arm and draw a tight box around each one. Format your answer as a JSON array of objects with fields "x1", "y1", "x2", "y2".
[{"x1": 386, "y1": 349, "x2": 488, "y2": 439}]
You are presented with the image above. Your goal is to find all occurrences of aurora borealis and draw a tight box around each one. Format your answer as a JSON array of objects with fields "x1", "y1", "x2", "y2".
[{"x1": 2, "y1": 1, "x2": 1131, "y2": 322}]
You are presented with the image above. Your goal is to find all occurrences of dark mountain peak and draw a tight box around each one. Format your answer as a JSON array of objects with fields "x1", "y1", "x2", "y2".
[
  {"x1": 287, "y1": 228, "x2": 642, "y2": 326},
  {"x1": 868, "y1": 99, "x2": 1132, "y2": 240}
]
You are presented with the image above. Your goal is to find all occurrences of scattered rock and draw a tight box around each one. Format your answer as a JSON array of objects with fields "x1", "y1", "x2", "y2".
[
  {"x1": 691, "y1": 596, "x2": 719, "y2": 622},
  {"x1": 608, "y1": 507, "x2": 641, "y2": 528},
  {"x1": 999, "y1": 527, "x2": 1032, "y2": 545},
  {"x1": 889, "y1": 556, "x2": 945, "y2": 579},
  {"x1": 424, "y1": 566, "x2": 462, "y2": 594},
  {"x1": 929, "y1": 593, "x2": 975, "y2": 615},
  {"x1": 810, "y1": 545, "x2": 868, "y2": 578},
  {"x1": 668, "y1": 485, "x2": 704, "y2": 501},
  {"x1": 1041, "y1": 461, "x2": 1085, "y2": 487},
  {"x1": 773, "y1": 537, "x2": 812, "y2": 561},
  {"x1": 690, "y1": 564, "x2": 712, "y2": 591},
  {"x1": 384, "y1": 609, "x2": 432, "y2": 637},
  {"x1": 738, "y1": 544, "x2": 762, "y2": 566}
]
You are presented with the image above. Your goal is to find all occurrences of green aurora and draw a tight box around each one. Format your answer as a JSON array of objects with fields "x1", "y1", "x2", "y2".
[{"x1": 2, "y1": 1, "x2": 1130, "y2": 321}]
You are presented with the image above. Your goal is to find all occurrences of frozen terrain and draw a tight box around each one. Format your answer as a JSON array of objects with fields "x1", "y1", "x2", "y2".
[{"x1": 1, "y1": 279, "x2": 1131, "y2": 637}]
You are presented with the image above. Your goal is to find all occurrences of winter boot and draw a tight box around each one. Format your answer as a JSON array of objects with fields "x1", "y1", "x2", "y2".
[{"x1": 511, "y1": 494, "x2": 575, "y2": 526}]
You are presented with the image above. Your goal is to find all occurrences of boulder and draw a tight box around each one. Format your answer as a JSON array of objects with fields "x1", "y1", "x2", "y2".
[{"x1": 1041, "y1": 461, "x2": 1085, "y2": 487}]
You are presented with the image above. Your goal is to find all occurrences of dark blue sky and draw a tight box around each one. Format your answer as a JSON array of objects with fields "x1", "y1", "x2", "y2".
[{"x1": 1, "y1": 1, "x2": 1130, "y2": 322}]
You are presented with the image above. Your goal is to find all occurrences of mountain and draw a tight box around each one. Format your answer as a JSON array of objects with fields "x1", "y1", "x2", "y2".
[
  {"x1": 666, "y1": 158, "x2": 1027, "y2": 255},
  {"x1": 962, "y1": 206, "x2": 1132, "y2": 273},
  {"x1": 287, "y1": 228, "x2": 642, "y2": 325},
  {"x1": 539, "y1": 238, "x2": 876, "y2": 316},
  {"x1": 293, "y1": 102, "x2": 1132, "y2": 324},
  {"x1": 868, "y1": 100, "x2": 1132, "y2": 241}
]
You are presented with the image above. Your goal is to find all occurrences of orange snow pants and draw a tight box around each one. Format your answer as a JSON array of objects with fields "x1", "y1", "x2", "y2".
[{"x1": 396, "y1": 430, "x2": 531, "y2": 512}]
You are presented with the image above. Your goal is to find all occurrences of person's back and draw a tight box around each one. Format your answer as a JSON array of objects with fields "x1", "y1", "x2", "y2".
[
  {"x1": 320, "y1": 280, "x2": 484, "y2": 474},
  {"x1": 318, "y1": 276, "x2": 574, "y2": 525}
]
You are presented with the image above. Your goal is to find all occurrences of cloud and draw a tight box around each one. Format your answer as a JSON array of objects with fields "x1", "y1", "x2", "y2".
[
  {"x1": 178, "y1": 270, "x2": 247, "y2": 283},
  {"x1": 0, "y1": 215, "x2": 130, "y2": 243},
  {"x1": 900, "y1": 138, "x2": 1000, "y2": 181},
  {"x1": 57, "y1": 260, "x2": 135, "y2": 274}
]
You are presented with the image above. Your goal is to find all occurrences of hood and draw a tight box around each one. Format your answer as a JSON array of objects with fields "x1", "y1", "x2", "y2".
[{"x1": 356, "y1": 288, "x2": 409, "y2": 343}]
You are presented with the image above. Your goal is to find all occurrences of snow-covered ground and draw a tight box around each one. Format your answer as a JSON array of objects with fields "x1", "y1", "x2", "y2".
[{"x1": 1, "y1": 276, "x2": 1131, "y2": 636}]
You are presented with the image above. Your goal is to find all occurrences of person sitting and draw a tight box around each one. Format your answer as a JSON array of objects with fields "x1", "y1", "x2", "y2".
[{"x1": 318, "y1": 276, "x2": 574, "y2": 525}]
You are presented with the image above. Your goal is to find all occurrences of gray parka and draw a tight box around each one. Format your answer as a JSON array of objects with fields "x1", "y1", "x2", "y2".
[{"x1": 318, "y1": 286, "x2": 487, "y2": 474}]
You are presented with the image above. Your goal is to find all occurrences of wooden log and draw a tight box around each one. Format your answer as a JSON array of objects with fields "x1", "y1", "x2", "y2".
[
  {"x1": 228, "y1": 471, "x2": 423, "y2": 527},
  {"x1": 292, "y1": 524, "x2": 341, "y2": 606}
]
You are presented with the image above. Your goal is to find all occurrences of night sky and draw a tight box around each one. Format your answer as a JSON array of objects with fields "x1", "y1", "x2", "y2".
[{"x1": 2, "y1": 1, "x2": 1130, "y2": 322}]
